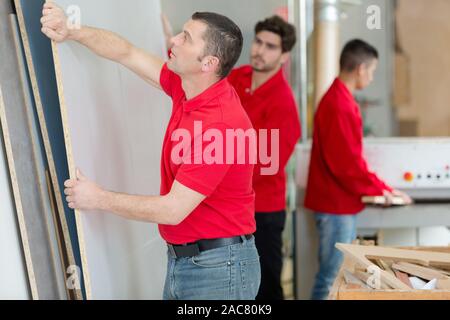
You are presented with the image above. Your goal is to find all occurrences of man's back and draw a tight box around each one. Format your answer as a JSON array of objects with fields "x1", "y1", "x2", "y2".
[
  {"x1": 305, "y1": 78, "x2": 389, "y2": 214},
  {"x1": 159, "y1": 65, "x2": 256, "y2": 244}
]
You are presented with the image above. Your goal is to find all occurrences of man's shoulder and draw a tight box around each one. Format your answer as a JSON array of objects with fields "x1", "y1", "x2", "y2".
[
  {"x1": 160, "y1": 63, "x2": 184, "y2": 98},
  {"x1": 228, "y1": 65, "x2": 252, "y2": 83},
  {"x1": 317, "y1": 94, "x2": 356, "y2": 123}
]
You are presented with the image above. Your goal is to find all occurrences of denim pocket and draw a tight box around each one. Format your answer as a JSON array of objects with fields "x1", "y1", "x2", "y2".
[
  {"x1": 239, "y1": 258, "x2": 261, "y2": 298},
  {"x1": 191, "y1": 247, "x2": 231, "y2": 268}
]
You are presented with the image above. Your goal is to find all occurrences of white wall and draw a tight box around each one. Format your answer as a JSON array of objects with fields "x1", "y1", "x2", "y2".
[
  {"x1": 0, "y1": 132, "x2": 29, "y2": 300},
  {"x1": 339, "y1": 0, "x2": 395, "y2": 137}
]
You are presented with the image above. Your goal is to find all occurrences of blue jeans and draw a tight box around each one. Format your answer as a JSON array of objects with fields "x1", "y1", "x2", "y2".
[
  {"x1": 163, "y1": 236, "x2": 261, "y2": 300},
  {"x1": 311, "y1": 213, "x2": 357, "y2": 300}
]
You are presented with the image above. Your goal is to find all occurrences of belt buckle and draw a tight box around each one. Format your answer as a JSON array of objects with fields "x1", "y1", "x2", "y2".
[{"x1": 168, "y1": 244, "x2": 177, "y2": 258}]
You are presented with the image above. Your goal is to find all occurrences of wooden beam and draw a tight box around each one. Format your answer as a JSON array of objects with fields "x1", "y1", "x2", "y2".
[{"x1": 392, "y1": 262, "x2": 449, "y2": 281}]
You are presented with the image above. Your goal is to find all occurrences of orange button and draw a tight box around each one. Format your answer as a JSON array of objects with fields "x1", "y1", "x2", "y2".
[{"x1": 403, "y1": 172, "x2": 414, "y2": 182}]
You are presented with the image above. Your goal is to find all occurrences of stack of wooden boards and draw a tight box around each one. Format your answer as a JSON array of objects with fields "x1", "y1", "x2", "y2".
[
  {"x1": 330, "y1": 244, "x2": 450, "y2": 300},
  {"x1": 0, "y1": 0, "x2": 78, "y2": 300},
  {"x1": 0, "y1": 0, "x2": 170, "y2": 299}
]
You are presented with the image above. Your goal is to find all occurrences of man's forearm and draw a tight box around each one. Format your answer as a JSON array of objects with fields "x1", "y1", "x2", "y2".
[
  {"x1": 68, "y1": 26, "x2": 132, "y2": 63},
  {"x1": 96, "y1": 190, "x2": 181, "y2": 225}
]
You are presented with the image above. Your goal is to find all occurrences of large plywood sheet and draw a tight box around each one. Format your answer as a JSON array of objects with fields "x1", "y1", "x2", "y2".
[{"x1": 52, "y1": 0, "x2": 171, "y2": 299}]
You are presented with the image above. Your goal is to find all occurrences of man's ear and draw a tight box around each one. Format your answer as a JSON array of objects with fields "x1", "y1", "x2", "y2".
[
  {"x1": 201, "y1": 56, "x2": 220, "y2": 74},
  {"x1": 281, "y1": 52, "x2": 290, "y2": 65},
  {"x1": 356, "y1": 63, "x2": 366, "y2": 77}
]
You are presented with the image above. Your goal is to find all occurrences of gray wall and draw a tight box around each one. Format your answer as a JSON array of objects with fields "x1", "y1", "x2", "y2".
[
  {"x1": 339, "y1": 0, "x2": 395, "y2": 137},
  {"x1": 161, "y1": 0, "x2": 288, "y2": 67}
]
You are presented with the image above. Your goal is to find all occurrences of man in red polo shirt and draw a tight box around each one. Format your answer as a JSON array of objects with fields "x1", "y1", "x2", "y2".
[
  {"x1": 42, "y1": 3, "x2": 260, "y2": 300},
  {"x1": 228, "y1": 16, "x2": 301, "y2": 300},
  {"x1": 304, "y1": 39, "x2": 412, "y2": 300}
]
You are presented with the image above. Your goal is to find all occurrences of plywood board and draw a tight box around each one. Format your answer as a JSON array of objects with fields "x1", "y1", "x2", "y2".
[
  {"x1": 14, "y1": 0, "x2": 85, "y2": 299},
  {"x1": 0, "y1": 75, "x2": 65, "y2": 299},
  {"x1": 0, "y1": 103, "x2": 29, "y2": 300},
  {"x1": 52, "y1": 0, "x2": 171, "y2": 299}
]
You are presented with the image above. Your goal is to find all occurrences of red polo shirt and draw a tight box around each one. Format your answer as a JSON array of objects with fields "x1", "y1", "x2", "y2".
[
  {"x1": 228, "y1": 65, "x2": 301, "y2": 212},
  {"x1": 304, "y1": 78, "x2": 392, "y2": 215},
  {"x1": 158, "y1": 64, "x2": 256, "y2": 244}
]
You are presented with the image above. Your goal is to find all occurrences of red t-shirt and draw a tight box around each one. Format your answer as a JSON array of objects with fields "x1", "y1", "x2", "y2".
[
  {"x1": 228, "y1": 65, "x2": 301, "y2": 212},
  {"x1": 304, "y1": 78, "x2": 392, "y2": 215},
  {"x1": 158, "y1": 64, "x2": 256, "y2": 244}
]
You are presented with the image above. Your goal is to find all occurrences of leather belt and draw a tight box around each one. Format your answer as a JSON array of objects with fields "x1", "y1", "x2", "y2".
[{"x1": 167, "y1": 234, "x2": 253, "y2": 258}]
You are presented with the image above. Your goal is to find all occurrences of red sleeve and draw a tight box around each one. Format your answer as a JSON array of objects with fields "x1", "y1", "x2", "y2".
[
  {"x1": 159, "y1": 63, "x2": 182, "y2": 99},
  {"x1": 320, "y1": 108, "x2": 392, "y2": 197},
  {"x1": 254, "y1": 100, "x2": 301, "y2": 179},
  {"x1": 175, "y1": 123, "x2": 233, "y2": 196}
]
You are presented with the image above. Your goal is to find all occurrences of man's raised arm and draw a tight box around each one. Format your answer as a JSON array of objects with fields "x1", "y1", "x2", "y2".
[{"x1": 41, "y1": 2, "x2": 164, "y2": 89}]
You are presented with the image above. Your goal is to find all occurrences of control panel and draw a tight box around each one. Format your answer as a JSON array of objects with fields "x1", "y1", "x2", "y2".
[{"x1": 297, "y1": 138, "x2": 450, "y2": 201}]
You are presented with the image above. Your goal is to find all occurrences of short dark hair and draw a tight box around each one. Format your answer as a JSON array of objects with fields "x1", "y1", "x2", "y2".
[
  {"x1": 255, "y1": 16, "x2": 297, "y2": 53},
  {"x1": 340, "y1": 39, "x2": 379, "y2": 72},
  {"x1": 192, "y1": 12, "x2": 243, "y2": 79}
]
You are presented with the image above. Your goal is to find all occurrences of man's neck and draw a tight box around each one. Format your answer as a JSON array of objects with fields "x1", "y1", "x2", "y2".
[
  {"x1": 251, "y1": 66, "x2": 281, "y2": 92},
  {"x1": 182, "y1": 74, "x2": 221, "y2": 100},
  {"x1": 338, "y1": 72, "x2": 357, "y2": 94}
]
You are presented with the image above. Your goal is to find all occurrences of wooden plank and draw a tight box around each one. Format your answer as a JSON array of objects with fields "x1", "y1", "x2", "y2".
[
  {"x1": 353, "y1": 271, "x2": 390, "y2": 290},
  {"x1": 428, "y1": 267, "x2": 450, "y2": 276},
  {"x1": 336, "y1": 244, "x2": 450, "y2": 268},
  {"x1": 343, "y1": 270, "x2": 367, "y2": 286},
  {"x1": 437, "y1": 279, "x2": 450, "y2": 290},
  {"x1": 392, "y1": 262, "x2": 449, "y2": 281},
  {"x1": 0, "y1": 104, "x2": 30, "y2": 300},
  {"x1": 50, "y1": 0, "x2": 170, "y2": 299},
  {"x1": 14, "y1": 0, "x2": 84, "y2": 299},
  {"x1": 394, "y1": 270, "x2": 412, "y2": 288},
  {"x1": 375, "y1": 259, "x2": 396, "y2": 277},
  {"x1": 0, "y1": 69, "x2": 64, "y2": 298},
  {"x1": 362, "y1": 196, "x2": 408, "y2": 206}
]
